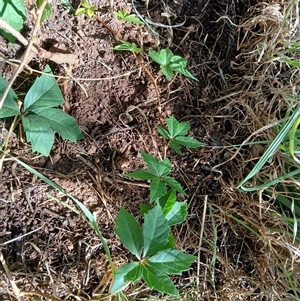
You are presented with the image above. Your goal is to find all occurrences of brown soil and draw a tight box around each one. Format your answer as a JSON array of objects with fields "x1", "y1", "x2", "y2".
[{"x1": 1, "y1": 0, "x2": 299, "y2": 300}]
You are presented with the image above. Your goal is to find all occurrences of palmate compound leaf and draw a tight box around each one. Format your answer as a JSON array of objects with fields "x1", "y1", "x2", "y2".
[
  {"x1": 23, "y1": 65, "x2": 64, "y2": 112},
  {"x1": 166, "y1": 115, "x2": 190, "y2": 137},
  {"x1": 141, "y1": 263, "x2": 178, "y2": 295},
  {"x1": 143, "y1": 205, "x2": 170, "y2": 257},
  {"x1": 141, "y1": 151, "x2": 172, "y2": 176},
  {"x1": 148, "y1": 249, "x2": 197, "y2": 275},
  {"x1": 114, "y1": 208, "x2": 143, "y2": 259},
  {"x1": 0, "y1": 76, "x2": 20, "y2": 118}
]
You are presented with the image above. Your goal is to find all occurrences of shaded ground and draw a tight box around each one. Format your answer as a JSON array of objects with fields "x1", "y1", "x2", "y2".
[{"x1": 1, "y1": 0, "x2": 299, "y2": 300}]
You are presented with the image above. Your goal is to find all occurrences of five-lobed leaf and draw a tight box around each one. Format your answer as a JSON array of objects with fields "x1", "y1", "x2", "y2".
[
  {"x1": 21, "y1": 65, "x2": 85, "y2": 155},
  {"x1": 115, "y1": 208, "x2": 143, "y2": 259},
  {"x1": 158, "y1": 115, "x2": 205, "y2": 154},
  {"x1": 148, "y1": 48, "x2": 197, "y2": 81},
  {"x1": 143, "y1": 206, "x2": 170, "y2": 257}
]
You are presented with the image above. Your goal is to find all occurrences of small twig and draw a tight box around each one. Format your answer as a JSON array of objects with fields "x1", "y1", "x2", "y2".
[
  {"x1": 93, "y1": 14, "x2": 122, "y2": 39},
  {"x1": 0, "y1": 0, "x2": 48, "y2": 109},
  {"x1": 0, "y1": 250, "x2": 20, "y2": 297},
  {"x1": 134, "y1": 53, "x2": 163, "y2": 127}
]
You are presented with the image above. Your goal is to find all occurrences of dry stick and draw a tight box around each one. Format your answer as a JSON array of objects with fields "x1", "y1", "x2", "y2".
[
  {"x1": 135, "y1": 54, "x2": 163, "y2": 127},
  {"x1": 0, "y1": 0, "x2": 49, "y2": 109},
  {"x1": 0, "y1": 250, "x2": 20, "y2": 297}
]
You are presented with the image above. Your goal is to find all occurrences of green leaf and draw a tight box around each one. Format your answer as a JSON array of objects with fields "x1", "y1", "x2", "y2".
[
  {"x1": 141, "y1": 264, "x2": 178, "y2": 295},
  {"x1": 149, "y1": 48, "x2": 173, "y2": 66},
  {"x1": 36, "y1": 0, "x2": 51, "y2": 23},
  {"x1": 169, "y1": 140, "x2": 182, "y2": 154},
  {"x1": 114, "y1": 10, "x2": 144, "y2": 24},
  {"x1": 148, "y1": 48, "x2": 197, "y2": 81},
  {"x1": 160, "y1": 65, "x2": 173, "y2": 80},
  {"x1": 175, "y1": 136, "x2": 204, "y2": 148},
  {"x1": 113, "y1": 41, "x2": 141, "y2": 53},
  {"x1": 159, "y1": 189, "x2": 177, "y2": 210},
  {"x1": 162, "y1": 175, "x2": 187, "y2": 196},
  {"x1": 24, "y1": 65, "x2": 64, "y2": 112},
  {"x1": 165, "y1": 201, "x2": 188, "y2": 225},
  {"x1": 123, "y1": 14, "x2": 143, "y2": 24},
  {"x1": 0, "y1": 76, "x2": 20, "y2": 118},
  {"x1": 156, "y1": 126, "x2": 170, "y2": 139},
  {"x1": 167, "y1": 116, "x2": 190, "y2": 137},
  {"x1": 111, "y1": 262, "x2": 140, "y2": 293},
  {"x1": 169, "y1": 56, "x2": 198, "y2": 80},
  {"x1": 141, "y1": 151, "x2": 171, "y2": 176},
  {"x1": 115, "y1": 208, "x2": 143, "y2": 259},
  {"x1": 148, "y1": 249, "x2": 197, "y2": 275},
  {"x1": 140, "y1": 203, "x2": 153, "y2": 216},
  {"x1": 74, "y1": 7, "x2": 86, "y2": 16},
  {"x1": 0, "y1": 0, "x2": 25, "y2": 42},
  {"x1": 124, "y1": 169, "x2": 156, "y2": 180},
  {"x1": 143, "y1": 206, "x2": 170, "y2": 257},
  {"x1": 22, "y1": 114, "x2": 54, "y2": 156},
  {"x1": 33, "y1": 108, "x2": 85, "y2": 141},
  {"x1": 150, "y1": 178, "x2": 167, "y2": 202}
]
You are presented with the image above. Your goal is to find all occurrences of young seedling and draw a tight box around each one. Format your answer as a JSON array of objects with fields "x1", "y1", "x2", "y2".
[
  {"x1": 112, "y1": 205, "x2": 197, "y2": 296},
  {"x1": 0, "y1": 65, "x2": 85, "y2": 156},
  {"x1": 124, "y1": 151, "x2": 187, "y2": 202},
  {"x1": 149, "y1": 48, "x2": 198, "y2": 81},
  {"x1": 113, "y1": 10, "x2": 144, "y2": 25},
  {"x1": 157, "y1": 115, "x2": 205, "y2": 154},
  {"x1": 75, "y1": 0, "x2": 98, "y2": 18}
]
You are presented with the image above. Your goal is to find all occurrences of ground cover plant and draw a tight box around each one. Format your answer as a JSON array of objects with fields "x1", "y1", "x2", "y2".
[{"x1": 1, "y1": 0, "x2": 300, "y2": 300}]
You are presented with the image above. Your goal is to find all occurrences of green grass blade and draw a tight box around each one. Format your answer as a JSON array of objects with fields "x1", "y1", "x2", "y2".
[{"x1": 238, "y1": 106, "x2": 300, "y2": 190}]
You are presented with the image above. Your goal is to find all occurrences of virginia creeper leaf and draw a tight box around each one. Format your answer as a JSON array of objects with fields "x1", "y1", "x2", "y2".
[
  {"x1": 159, "y1": 189, "x2": 177, "y2": 210},
  {"x1": 165, "y1": 201, "x2": 188, "y2": 226},
  {"x1": 162, "y1": 175, "x2": 187, "y2": 196},
  {"x1": 148, "y1": 249, "x2": 197, "y2": 275},
  {"x1": 175, "y1": 136, "x2": 205, "y2": 149},
  {"x1": 0, "y1": 76, "x2": 20, "y2": 117},
  {"x1": 141, "y1": 264, "x2": 178, "y2": 295},
  {"x1": 32, "y1": 108, "x2": 85, "y2": 142},
  {"x1": 143, "y1": 206, "x2": 169, "y2": 257},
  {"x1": 124, "y1": 169, "x2": 156, "y2": 180},
  {"x1": 150, "y1": 177, "x2": 167, "y2": 202},
  {"x1": 0, "y1": 0, "x2": 25, "y2": 42},
  {"x1": 115, "y1": 208, "x2": 143, "y2": 259},
  {"x1": 111, "y1": 262, "x2": 140, "y2": 293},
  {"x1": 24, "y1": 65, "x2": 64, "y2": 112},
  {"x1": 22, "y1": 114, "x2": 54, "y2": 156}
]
